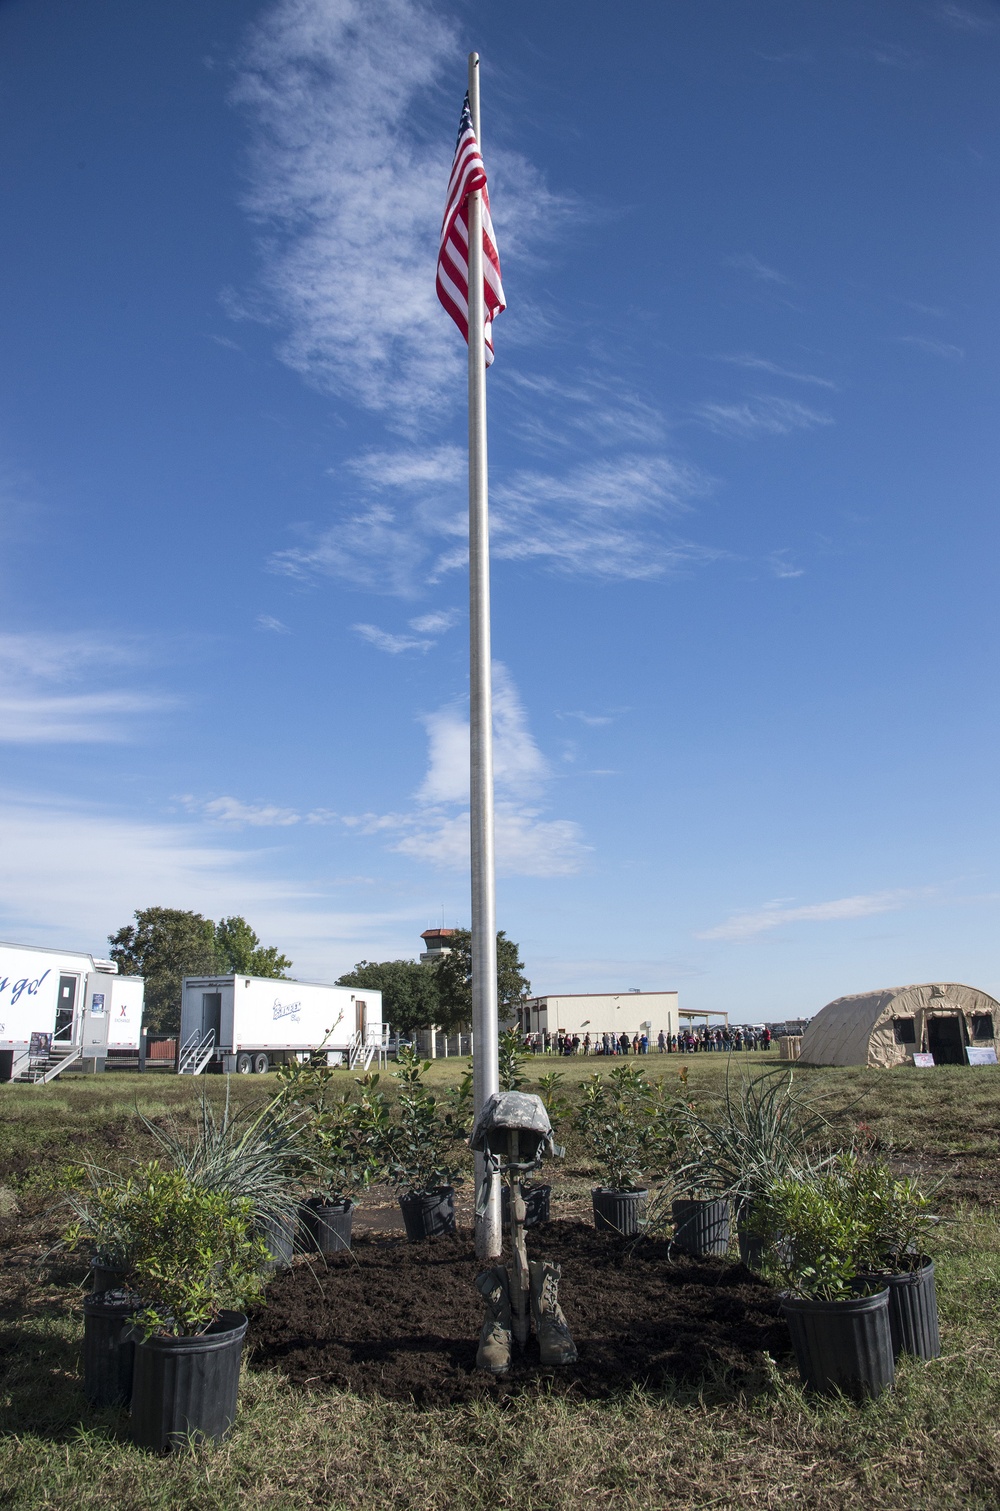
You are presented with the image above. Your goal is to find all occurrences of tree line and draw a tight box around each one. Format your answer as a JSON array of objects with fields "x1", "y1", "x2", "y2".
[{"x1": 108, "y1": 908, "x2": 529, "y2": 1037}]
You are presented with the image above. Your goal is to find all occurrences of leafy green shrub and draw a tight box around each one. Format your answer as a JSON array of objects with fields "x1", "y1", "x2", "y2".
[
  {"x1": 498, "y1": 1029, "x2": 529, "y2": 1091},
  {"x1": 385, "y1": 1049, "x2": 467, "y2": 1195},
  {"x1": 64, "y1": 1162, "x2": 268, "y2": 1336},
  {"x1": 754, "y1": 1153, "x2": 937, "y2": 1299},
  {"x1": 273, "y1": 1057, "x2": 382, "y2": 1203},
  {"x1": 575, "y1": 1064, "x2": 686, "y2": 1192}
]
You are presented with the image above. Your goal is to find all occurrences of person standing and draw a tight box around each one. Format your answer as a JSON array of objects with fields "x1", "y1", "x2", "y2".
[{"x1": 657, "y1": 1029, "x2": 666, "y2": 1054}]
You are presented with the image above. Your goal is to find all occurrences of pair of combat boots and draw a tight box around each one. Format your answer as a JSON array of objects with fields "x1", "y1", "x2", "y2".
[{"x1": 475, "y1": 1260, "x2": 577, "y2": 1374}]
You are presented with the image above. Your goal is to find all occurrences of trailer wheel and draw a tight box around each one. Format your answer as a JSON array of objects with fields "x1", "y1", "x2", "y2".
[
  {"x1": 253, "y1": 1052, "x2": 270, "y2": 1075},
  {"x1": 236, "y1": 1052, "x2": 253, "y2": 1074}
]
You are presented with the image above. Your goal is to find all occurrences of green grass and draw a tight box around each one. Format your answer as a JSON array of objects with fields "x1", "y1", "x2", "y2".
[{"x1": 3, "y1": 1060, "x2": 1000, "y2": 1507}]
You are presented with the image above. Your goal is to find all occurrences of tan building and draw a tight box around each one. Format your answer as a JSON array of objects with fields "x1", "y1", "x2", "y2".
[{"x1": 522, "y1": 990, "x2": 678, "y2": 1042}]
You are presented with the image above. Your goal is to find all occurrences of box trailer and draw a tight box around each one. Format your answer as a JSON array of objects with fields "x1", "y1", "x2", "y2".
[
  {"x1": 0, "y1": 940, "x2": 144, "y2": 1083},
  {"x1": 178, "y1": 974, "x2": 384, "y2": 1075}
]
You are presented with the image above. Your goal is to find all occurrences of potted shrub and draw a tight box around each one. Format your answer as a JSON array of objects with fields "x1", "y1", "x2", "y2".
[
  {"x1": 576, "y1": 1064, "x2": 681, "y2": 1236},
  {"x1": 678, "y1": 1065, "x2": 834, "y2": 1266},
  {"x1": 382, "y1": 1050, "x2": 468, "y2": 1240},
  {"x1": 119, "y1": 1162, "x2": 269, "y2": 1450},
  {"x1": 754, "y1": 1164, "x2": 894, "y2": 1399},
  {"x1": 842, "y1": 1154, "x2": 941, "y2": 1362},
  {"x1": 273, "y1": 1054, "x2": 379, "y2": 1255},
  {"x1": 60, "y1": 1167, "x2": 140, "y2": 1407}
]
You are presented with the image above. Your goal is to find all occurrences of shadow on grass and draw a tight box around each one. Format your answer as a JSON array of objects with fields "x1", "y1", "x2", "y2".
[{"x1": 0, "y1": 1310, "x2": 129, "y2": 1446}]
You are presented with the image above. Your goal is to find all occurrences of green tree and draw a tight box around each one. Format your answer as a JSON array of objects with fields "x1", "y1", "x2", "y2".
[
  {"x1": 433, "y1": 929, "x2": 530, "y2": 1034},
  {"x1": 336, "y1": 959, "x2": 440, "y2": 1037},
  {"x1": 109, "y1": 908, "x2": 220, "y2": 1034},
  {"x1": 108, "y1": 908, "x2": 292, "y2": 1034},
  {"x1": 213, "y1": 916, "x2": 292, "y2": 979}
]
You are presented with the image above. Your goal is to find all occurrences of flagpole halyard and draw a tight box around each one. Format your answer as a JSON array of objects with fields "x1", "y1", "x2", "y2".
[{"x1": 466, "y1": 50, "x2": 501, "y2": 1260}]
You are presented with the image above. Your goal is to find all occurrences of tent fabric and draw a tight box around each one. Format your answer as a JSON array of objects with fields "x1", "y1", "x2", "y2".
[{"x1": 798, "y1": 982, "x2": 1000, "y2": 1068}]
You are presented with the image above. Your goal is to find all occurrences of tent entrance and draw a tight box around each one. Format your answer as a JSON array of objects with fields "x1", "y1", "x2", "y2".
[{"x1": 927, "y1": 1014, "x2": 965, "y2": 1066}]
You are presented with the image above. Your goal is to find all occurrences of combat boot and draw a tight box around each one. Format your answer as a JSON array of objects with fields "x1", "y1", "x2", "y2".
[
  {"x1": 474, "y1": 1265, "x2": 513, "y2": 1374},
  {"x1": 529, "y1": 1259, "x2": 578, "y2": 1366}
]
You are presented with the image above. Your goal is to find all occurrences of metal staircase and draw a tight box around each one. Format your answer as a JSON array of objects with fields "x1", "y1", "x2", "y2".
[
  {"x1": 177, "y1": 1027, "x2": 216, "y2": 1076},
  {"x1": 348, "y1": 1030, "x2": 377, "y2": 1072},
  {"x1": 15, "y1": 1043, "x2": 84, "y2": 1084}
]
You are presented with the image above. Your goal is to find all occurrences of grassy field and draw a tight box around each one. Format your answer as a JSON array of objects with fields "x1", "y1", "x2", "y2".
[{"x1": 2, "y1": 1056, "x2": 1000, "y2": 1509}]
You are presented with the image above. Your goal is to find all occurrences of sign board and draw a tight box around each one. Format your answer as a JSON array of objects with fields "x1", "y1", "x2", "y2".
[
  {"x1": 912, "y1": 1052, "x2": 935, "y2": 1068},
  {"x1": 29, "y1": 1031, "x2": 51, "y2": 1056},
  {"x1": 90, "y1": 993, "x2": 105, "y2": 1016},
  {"x1": 966, "y1": 1046, "x2": 998, "y2": 1066}
]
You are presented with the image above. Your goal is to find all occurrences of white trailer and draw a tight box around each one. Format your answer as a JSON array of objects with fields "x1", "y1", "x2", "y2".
[
  {"x1": 0, "y1": 940, "x2": 144, "y2": 1082},
  {"x1": 178, "y1": 974, "x2": 384, "y2": 1076}
]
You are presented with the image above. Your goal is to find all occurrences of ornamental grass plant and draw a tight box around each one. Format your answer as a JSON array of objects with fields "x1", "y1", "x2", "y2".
[
  {"x1": 139, "y1": 1085, "x2": 309, "y2": 1231},
  {"x1": 677, "y1": 1062, "x2": 836, "y2": 1209}
]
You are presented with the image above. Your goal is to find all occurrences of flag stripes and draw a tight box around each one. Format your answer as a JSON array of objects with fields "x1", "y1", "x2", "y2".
[{"x1": 436, "y1": 93, "x2": 506, "y2": 363}]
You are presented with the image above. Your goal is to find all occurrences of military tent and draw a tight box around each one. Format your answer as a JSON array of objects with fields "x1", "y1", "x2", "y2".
[{"x1": 798, "y1": 982, "x2": 999, "y2": 1068}]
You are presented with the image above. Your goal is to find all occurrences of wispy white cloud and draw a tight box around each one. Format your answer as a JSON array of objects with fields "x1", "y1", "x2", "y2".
[
  {"x1": 503, "y1": 373, "x2": 667, "y2": 452},
  {"x1": 343, "y1": 664, "x2": 589, "y2": 878},
  {"x1": 352, "y1": 623, "x2": 432, "y2": 655},
  {"x1": 893, "y1": 335, "x2": 965, "y2": 360},
  {"x1": 696, "y1": 889, "x2": 928, "y2": 942},
  {"x1": 180, "y1": 794, "x2": 338, "y2": 828},
  {"x1": 714, "y1": 353, "x2": 838, "y2": 390},
  {"x1": 861, "y1": 40, "x2": 922, "y2": 68},
  {"x1": 767, "y1": 550, "x2": 805, "y2": 579},
  {"x1": 725, "y1": 253, "x2": 791, "y2": 285},
  {"x1": 558, "y1": 710, "x2": 616, "y2": 727},
  {"x1": 0, "y1": 792, "x2": 424, "y2": 980},
  {"x1": 409, "y1": 609, "x2": 460, "y2": 634},
  {"x1": 491, "y1": 455, "x2": 717, "y2": 580},
  {"x1": 203, "y1": 796, "x2": 302, "y2": 827},
  {"x1": 232, "y1": 0, "x2": 569, "y2": 424},
  {"x1": 347, "y1": 446, "x2": 463, "y2": 490},
  {"x1": 256, "y1": 614, "x2": 290, "y2": 633},
  {"x1": 272, "y1": 502, "x2": 424, "y2": 596},
  {"x1": 693, "y1": 396, "x2": 834, "y2": 438},
  {"x1": 934, "y1": 3, "x2": 996, "y2": 31},
  {"x1": 271, "y1": 445, "x2": 717, "y2": 591},
  {"x1": 0, "y1": 632, "x2": 170, "y2": 743}
]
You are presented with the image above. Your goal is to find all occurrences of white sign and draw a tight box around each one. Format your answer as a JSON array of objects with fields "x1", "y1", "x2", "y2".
[
  {"x1": 966, "y1": 1046, "x2": 998, "y2": 1066},
  {"x1": 912, "y1": 1053, "x2": 935, "y2": 1067}
]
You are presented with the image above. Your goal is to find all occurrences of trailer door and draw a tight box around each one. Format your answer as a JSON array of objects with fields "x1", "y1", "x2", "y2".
[
  {"x1": 202, "y1": 992, "x2": 222, "y2": 1042},
  {"x1": 54, "y1": 975, "x2": 78, "y2": 1041},
  {"x1": 356, "y1": 997, "x2": 367, "y2": 1042}
]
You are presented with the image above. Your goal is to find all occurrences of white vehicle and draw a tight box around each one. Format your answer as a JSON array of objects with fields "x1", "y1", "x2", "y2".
[
  {"x1": 178, "y1": 974, "x2": 384, "y2": 1075},
  {"x1": 0, "y1": 940, "x2": 144, "y2": 1083}
]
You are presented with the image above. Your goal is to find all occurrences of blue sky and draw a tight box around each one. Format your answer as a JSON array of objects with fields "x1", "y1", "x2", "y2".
[{"x1": 1, "y1": 0, "x2": 998, "y2": 1019}]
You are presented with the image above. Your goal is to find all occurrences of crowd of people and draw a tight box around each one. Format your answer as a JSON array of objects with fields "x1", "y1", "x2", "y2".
[{"x1": 526, "y1": 1025, "x2": 773, "y2": 1056}]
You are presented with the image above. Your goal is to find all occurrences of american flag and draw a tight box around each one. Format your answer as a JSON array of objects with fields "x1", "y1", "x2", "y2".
[{"x1": 436, "y1": 93, "x2": 506, "y2": 364}]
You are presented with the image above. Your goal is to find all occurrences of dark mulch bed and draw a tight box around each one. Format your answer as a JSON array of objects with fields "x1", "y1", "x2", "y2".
[{"x1": 246, "y1": 1220, "x2": 790, "y2": 1405}]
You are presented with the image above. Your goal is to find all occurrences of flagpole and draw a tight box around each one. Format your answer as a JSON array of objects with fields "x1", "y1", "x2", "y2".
[{"x1": 467, "y1": 50, "x2": 501, "y2": 1261}]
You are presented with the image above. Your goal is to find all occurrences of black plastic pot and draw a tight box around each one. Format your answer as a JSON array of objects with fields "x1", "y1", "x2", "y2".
[
  {"x1": 302, "y1": 1197, "x2": 354, "y2": 1254},
  {"x1": 855, "y1": 1258, "x2": 940, "y2": 1361},
  {"x1": 130, "y1": 1310, "x2": 248, "y2": 1452},
  {"x1": 398, "y1": 1186, "x2": 455, "y2": 1241},
  {"x1": 83, "y1": 1290, "x2": 137, "y2": 1407},
  {"x1": 672, "y1": 1197, "x2": 731, "y2": 1258},
  {"x1": 781, "y1": 1289, "x2": 894, "y2": 1398},
  {"x1": 592, "y1": 1187, "x2": 647, "y2": 1236},
  {"x1": 91, "y1": 1262, "x2": 128, "y2": 1294},
  {"x1": 736, "y1": 1216, "x2": 766, "y2": 1271},
  {"x1": 502, "y1": 1183, "x2": 551, "y2": 1229},
  {"x1": 260, "y1": 1212, "x2": 296, "y2": 1271}
]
